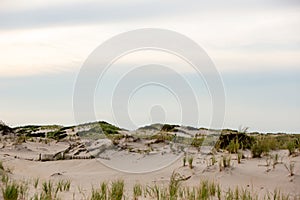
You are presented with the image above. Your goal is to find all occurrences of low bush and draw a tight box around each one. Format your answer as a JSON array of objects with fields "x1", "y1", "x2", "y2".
[
  {"x1": 251, "y1": 138, "x2": 270, "y2": 158},
  {"x1": 287, "y1": 141, "x2": 296, "y2": 156}
]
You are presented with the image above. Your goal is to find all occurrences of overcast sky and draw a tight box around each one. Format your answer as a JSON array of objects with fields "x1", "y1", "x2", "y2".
[{"x1": 0, "y1": 0, "x2": 299, "y2": 132}]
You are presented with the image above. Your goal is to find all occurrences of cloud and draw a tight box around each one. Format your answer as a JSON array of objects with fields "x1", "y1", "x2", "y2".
[
  {"x1": 0, "y1": 0, "x2": 189, "y2": 30},
  {"x1": 0, "y1": 0, "x2": 300, "y2": 77},
  {"x1": 0, "y1": 0, "x2": 299, "y2": 30}
]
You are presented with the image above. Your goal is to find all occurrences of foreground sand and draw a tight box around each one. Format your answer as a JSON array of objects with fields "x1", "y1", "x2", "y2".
[{"x1": 1, "y1": 148, "x2": 299, "y2": 199}]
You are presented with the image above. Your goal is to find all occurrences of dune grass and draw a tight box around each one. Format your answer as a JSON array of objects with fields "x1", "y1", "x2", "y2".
[
  {"x1": 188, "y1": 157, "x2": 194, "y2": 169},
  {"x1": 1, "y1": 181, "x2": 19, "y2": 200},
  {"x1": 0, "y1": 170, "x2": 72, "y2": 200},
  {"x1": 237, "y1": 152, "x2": 242, "y2": 164},
  {"x1": 284, "y1": 161, "x2": 295, "y2": 176},
  {"x1": 0, "y1": 161, "x2": 4, "y2": 171},
  {"x1": 133, "y1": 183, "x2": 142, "y2": 200},
  {"x1": 183, "y1": 156, "x2": 187, "y2": 167},
  {"x1": 110, "y1": 179, "x2": 124, "y2": 200},
  {"x1": 0, "y1": 170, "x2": 298, "y2": 200}
]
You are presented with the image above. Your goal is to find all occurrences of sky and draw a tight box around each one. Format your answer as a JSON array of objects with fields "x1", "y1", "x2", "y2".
[{"x1": 0, "y1": 0, "x2": 299, "y2": 133}]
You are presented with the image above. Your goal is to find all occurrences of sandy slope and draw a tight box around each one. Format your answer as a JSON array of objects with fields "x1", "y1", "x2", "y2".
[{"x1": 1, "y1": 148, "x2": 299, "y2": 199}]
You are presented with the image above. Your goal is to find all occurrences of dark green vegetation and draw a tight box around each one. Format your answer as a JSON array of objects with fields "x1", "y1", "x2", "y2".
[
  {"x1": 214, "y1": 129, "x2": 300, "y2": 158},
  {"x1": 215, "y1": 129, "x2": 255, "y2": 150},
  {"x1": 0, "y1": 121, "x2": 14, "y2": 136},
  {"x1": 77, "y1": 121, "x2": 121, "y2": 138},
  {"x1": 0, "y1": 121, "x2": 121, "y2": 142}
]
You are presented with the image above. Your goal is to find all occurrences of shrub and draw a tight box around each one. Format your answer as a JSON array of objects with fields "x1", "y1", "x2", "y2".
[
  {"x1": 216, "y1": 131, "x2": 255, "y2": 151},
  {"x1": 191, "y1": 137, "x2": 204, "y2": 148},
  {"x1": 99, "y1": 121, "x2": 120, "y2": 135},
  {"x1": 287, "y1": 141, "x2": 296, "y2": 156},
  {"x1": 161, "y1": 124, "x2": 179, "y2": 132},
  {"x1": 251, "y1": 139, "x2": 270, "y2": 158}
]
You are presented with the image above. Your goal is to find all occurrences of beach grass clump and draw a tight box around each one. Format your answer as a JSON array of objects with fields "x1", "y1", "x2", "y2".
[
  {"x1": 63, "y1": 179, "x2": 71, "y2": 191},
  {"x1": 265, "y1": 155, "x2": 272, "y2": 172},
  {"x1": 55, "y1": 179, "x2": 70, "y2": 193},
  {"x1": 211, "y1": 155, "x2": 217, "y2": 166},
  {"x1": 1, "y1": 174, "x2": 9, "y2": 185},
  {"x1": 18, "y1": 182, "x2": 28, "y2": 200},
  {"x1": 133, "y1": 183, "x2": 142, "y2": 200},
  {"x1": 41, "y1": 180, "x2": 60, "y2": 200},
  {"x1": 284, "y1": 161, "x2": 295, "y2": 176},
  {"x1": 0, "y1": 160, "x2": 4, "y2": 171},
  {"x1": 56, "y1": 180, "x2": 63, "y2": 193},
  {"x1": 169, "y1": 172, "x2": 182, "y2": 199},
  {"x1": 237, "y1": 152, "x2": 242, "y2": 164},
  {"x1": 197, "y1": 180, "x2": 209, "y2": 199},
  {"x1": 251, "y1": 139, "x2": 270, "y2": 158},
  {"x1": 183, "y1": 156, "x2": 186, "y2": 167},
  {"x1": 219, "y1": 155, "x2": 232, "y2": 171},
  {"x1": 209, "y1": 181, "x2": 217, "y2": 196},
  {"x1": 287, "y1": 141, "x2": 296, "y2": 156},
  {"x1": 1, "y1": 181, "x2": 19, "y2": 200},
  {"x1": 240, "y1": 188, "x2": 252, "y2": 200},
  {"x1": 188, "y1": 157, "x2": 194, "y2": 169},
  {"x1": 223, "y1": 155, "x2": 231, "y2": 168},
  {"x1": 191, "y1": 137, "x2": 204, "y2": 148},
  {"x1": 150, "y1": 184, "x2": 162, "y2": 200},
  {"x1": 100, "y1": 182, "x2": 108, "y2": 199},
  {"x1": 227, "y1": 138, "x2": 240, "y2": 154},
  {"x1": 90, "y1": 182, "x2": 107, "y2": 200},
  {"x1": 226, "y1": 188, "x2": 234, "y2": 200},
  {"x1": 91, "y1": 187, "x2": 102, "y2": 200},
  {"x1": 265, "y1": 189, "x2": 290, "y2": 200},
  {"x1": 150, "y1": 132, "x2": 173, "y2": 142},
  {"x1": 91, "y1": 187, "x2": 103, "y2": 200},
  {"x1": 33, "y1": 177, "x2": 39, "y2": 189},
  {"x1": 272, "y1": 154, "x2": 279, "y2": 169},
  {"x1": 110, "y1": 179, "x2": 124, "y2": 200},
  {"x1": 217, "y1": 184, "x2": 221, "y2": 200}
]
